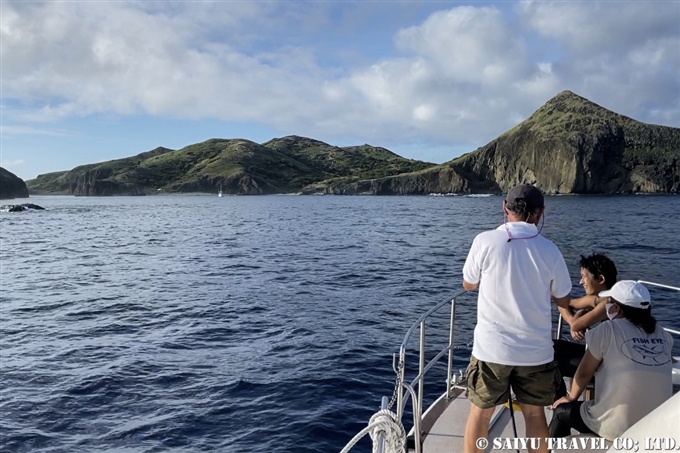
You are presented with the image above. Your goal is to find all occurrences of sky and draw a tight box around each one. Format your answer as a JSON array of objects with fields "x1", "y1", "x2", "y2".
[{"x1": 1, "y1": 1, "x2": 679, "y2": 181}]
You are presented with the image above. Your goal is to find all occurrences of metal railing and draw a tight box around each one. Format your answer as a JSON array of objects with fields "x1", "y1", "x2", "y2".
[
  {"x1": 379, "y1": 289, "x2": 468, "y2": 453},
  {"x1": 638, "y1": 281, "x2": 680, "y2": 292}
]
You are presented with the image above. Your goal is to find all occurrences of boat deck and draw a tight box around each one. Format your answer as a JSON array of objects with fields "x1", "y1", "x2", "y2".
[
  {"x1": 420, "y1": 390, "x2": 605, "y2": 453},
  {"x1": 416, "y1": 367, "x2": 680, "y2": 453}
]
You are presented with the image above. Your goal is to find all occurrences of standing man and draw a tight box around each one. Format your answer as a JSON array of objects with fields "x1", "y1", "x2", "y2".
[{"x1": 462, "y1": 184, "x2": 572, "y2": 453}]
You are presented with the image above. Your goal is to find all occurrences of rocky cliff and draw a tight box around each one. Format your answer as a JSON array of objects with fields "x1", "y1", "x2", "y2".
[
  {"x1": 301, "y1": 165, "x2": 470, "y2": 195},
  {"x1": 0, "y1": 167, "x2": 29, "y2": 199},
  {"x1": 309, "y1": 91, "x2": 680, "y2": 195},
  {"x1": 455, "y1": 91, "x2": 680, "y2": 194}
]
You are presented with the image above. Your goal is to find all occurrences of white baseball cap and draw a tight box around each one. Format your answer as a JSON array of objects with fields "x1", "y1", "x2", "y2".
[{"x1": 599, "y1": 280, "x2": 651, "y2": 309}]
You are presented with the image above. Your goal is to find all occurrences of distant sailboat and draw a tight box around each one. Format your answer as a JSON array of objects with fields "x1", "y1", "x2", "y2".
[{"x1": 218, "y1": 182, "x2": 223, "y2": 197}]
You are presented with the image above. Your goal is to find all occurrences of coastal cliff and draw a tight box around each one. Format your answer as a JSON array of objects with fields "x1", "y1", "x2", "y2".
[
  {"x1": 455, "y1": 90, "x2": 680, "y2": 194},
  {"x1": 308, "y1": 91, "x2": 680, "y2": 195}
]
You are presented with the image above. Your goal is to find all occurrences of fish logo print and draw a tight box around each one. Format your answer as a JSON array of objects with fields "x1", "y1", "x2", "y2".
[{"x1": 621, "y1": 338, "x2": 670, "y2": 366}]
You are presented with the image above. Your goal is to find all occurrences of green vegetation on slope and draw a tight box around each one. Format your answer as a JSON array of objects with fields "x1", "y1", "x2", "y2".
[
  {"x1": 25, "y1": 170, "x2": 73, "y2": 194},
  {"x1": 26, "y1": 136, "x2": 437, "y2": 195},
  {"x1": 264, "y1": 136, "x2": 434, "y2": 184}
]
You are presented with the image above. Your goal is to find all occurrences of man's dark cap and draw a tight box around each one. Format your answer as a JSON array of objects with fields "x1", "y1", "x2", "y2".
[{"x1": 505, "y1": 184, "x2": 544, "y2": 212}]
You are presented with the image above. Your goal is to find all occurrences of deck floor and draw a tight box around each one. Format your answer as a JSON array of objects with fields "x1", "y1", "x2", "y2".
[
  {"x1": 415, "y1": 355, "x2": 680, "y2": 453},
  {"x1": 420, "y1": 393, "x2": 605, "y2": 453}
]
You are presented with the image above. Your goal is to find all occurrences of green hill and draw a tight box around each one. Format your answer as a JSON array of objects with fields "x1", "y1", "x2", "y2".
[{"x1": 26, "y1": 137, "x2": 435, "y2": 195}]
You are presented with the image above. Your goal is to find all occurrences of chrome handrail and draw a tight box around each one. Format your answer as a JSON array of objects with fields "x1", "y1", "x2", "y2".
[
  {"x1": 399, "y1": 289, "x2": 466, "y2": 351},
  {"x1": 375, "y1": 396, "x2": 389, "y2": 453},
  {"x1": 638, "y1": 281, "x2": 680, "y2": 292},
  {"x1": 391, "y1": 289, "x2": 467, "y2": 453}
]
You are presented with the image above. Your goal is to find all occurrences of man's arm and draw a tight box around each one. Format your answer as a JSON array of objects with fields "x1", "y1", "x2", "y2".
[
  {"x1": 568, "y1": 309, "x2": 589, "y2": 341},
  {"x1": 570, "y1": 295, "x2": 599, "y2": 310},
  {"x1": 463, "y1": 280, "x2": 480, "y2": 291},
  {"x1": 462, "y1": 238, "x2": 481, "y2": 292},
  {"x1": 558, "y1": 303, "x2": 586, "y2": 340},
  {"x1": 552, "y1": 294, "x2": 571, "y2": 309},
  {"x1": 570, "y1": 303, "x2": 608, "y2": 332},
  {"x1": 550, "y1": 255, "x2": 572, "y2": 310},
  {"x1": 558, "y1": 305, "x2": 574, "y2": 324}
]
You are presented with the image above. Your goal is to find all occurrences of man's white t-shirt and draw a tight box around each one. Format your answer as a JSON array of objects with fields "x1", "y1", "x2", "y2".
[
  {"x1": 463, "y1": 222, "x2": 572, "y2": 366},
  {"x1": 581, "y1": 320, "x2": 673, "y2": 440}
]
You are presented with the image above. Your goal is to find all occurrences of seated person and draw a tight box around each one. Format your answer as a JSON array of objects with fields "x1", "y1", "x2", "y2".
[
  {"x1": 549, "y1": 281, "x2": 673, "y2": 440},
  {"x1": 554, "y1": 253, "x2": 617, "y2": 397}
]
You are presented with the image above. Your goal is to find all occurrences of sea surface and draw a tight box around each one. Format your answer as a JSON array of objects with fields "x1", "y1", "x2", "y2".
[{"x1": 2, "y1": 194, "x2": 679, "y2": 453}]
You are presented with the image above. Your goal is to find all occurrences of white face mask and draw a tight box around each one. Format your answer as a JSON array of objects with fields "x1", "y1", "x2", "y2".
[{"x1": 606, "y1": 302, "x2": 618, "y2": 321}]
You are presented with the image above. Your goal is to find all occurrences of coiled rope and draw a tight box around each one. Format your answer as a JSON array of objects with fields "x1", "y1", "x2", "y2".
[{"x1": 339, "y1": 408, "x2": 406, "y2": 453}]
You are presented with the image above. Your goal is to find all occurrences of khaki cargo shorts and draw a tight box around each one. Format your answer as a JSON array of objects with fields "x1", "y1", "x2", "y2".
[{"x1": 465, "y1": 355, "x2": 560, "y2": 409}]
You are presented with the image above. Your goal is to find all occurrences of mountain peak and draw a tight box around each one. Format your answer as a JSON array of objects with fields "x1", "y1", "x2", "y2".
[
  {"x1": 552, "y1": 90, "x2": 585, "y2": 101},
  {"x1": 265, "y1": 135, "x2": 332, "y2": 147},
  {"x1": 261, "y1": 136, "x2": 337, "y2": 156},
  {"x1": 541, "y1": 90, "x2": 608, "y2": 114}
]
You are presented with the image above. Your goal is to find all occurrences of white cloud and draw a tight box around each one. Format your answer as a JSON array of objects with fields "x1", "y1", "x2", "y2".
[
  {"x1": 516, "y1": 0, "x2": 680, "y2": 121},
  {"x1": 395, "y1": 6, "x2": 533, "y2": 85},
  {"x1": 517, "y1": 0, "x2": 679, "y2": 57},
  {"x1": 2, "y1": 0, "x2": 678, "y2": 162},
  {"x1": 413, "y1": 104, "x2": 436, "y2": 122},
  {"x1": 2, "y1": 2, "x2": 325, "y2": 120},
  {"x1": 332, "y1": 5, "x2": 559, "y2": 142}
]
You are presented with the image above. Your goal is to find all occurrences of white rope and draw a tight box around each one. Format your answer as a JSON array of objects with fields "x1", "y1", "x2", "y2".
[
  {"x1": 369, "y1": 409, "x2": 406, "y2": 453},
  {"x1": 339, "y1": 409, "x2": 406, "y2": 453}
]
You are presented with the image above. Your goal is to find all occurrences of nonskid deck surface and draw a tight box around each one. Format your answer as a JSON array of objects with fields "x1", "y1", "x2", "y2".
[
  {"x1": 418, "y1": 356, "x2": 680, "y2": 453},
  {"x1": 419, "y1": 392, "x2": 606, "y2": 453}
]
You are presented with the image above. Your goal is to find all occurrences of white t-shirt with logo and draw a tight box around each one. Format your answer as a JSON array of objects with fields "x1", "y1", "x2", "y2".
[
  {"x1": 581, "y1": 320, "x2": 673, "y2": 440},
  {"x1": 463, "y1": 222, "x2": 572, "y2": 366}
]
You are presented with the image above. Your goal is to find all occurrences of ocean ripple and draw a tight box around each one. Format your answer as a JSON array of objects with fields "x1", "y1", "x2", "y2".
[{"x1": 1, "y1": 194, "x2": 679, "y2": 453}]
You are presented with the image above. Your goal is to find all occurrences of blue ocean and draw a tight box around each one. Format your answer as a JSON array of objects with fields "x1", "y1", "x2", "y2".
[{"x1": 2, "y1": 194, "x2": 679, "y2": 453}]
